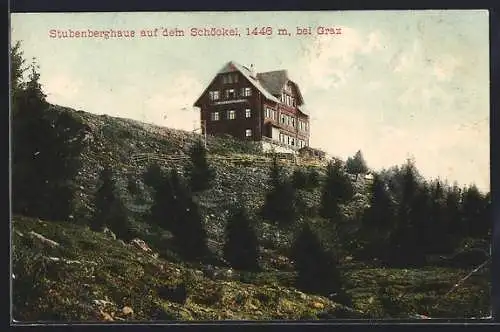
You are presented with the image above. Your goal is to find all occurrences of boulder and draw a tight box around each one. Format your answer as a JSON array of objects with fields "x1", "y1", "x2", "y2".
[
  {"x1": 102, "y1": 227, "x2": 117, "y2": 240},
  {"x1": 130, "y1": 238, "x2": 153, "y2": 253},
  {"x1": 28, "y1": 231, "x2": 60, "y2": 248}
]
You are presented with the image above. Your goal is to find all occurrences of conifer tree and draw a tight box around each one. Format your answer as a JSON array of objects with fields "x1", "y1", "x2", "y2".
[
  {"x1": 160, "y1": 169, "x2": 209, "y2": 260},
  {"x1": 426, "y1": 179, "x2": 450, "y2": 253},
  {"x1": 147, "y1": 164, "x2": 176, "y2": 229},
  {"x1": 12, "y1": 48, "x2": 83, "y2": 222},
  {"x1": 185, "y1": 139, "x2": 215, "y2": 192},
  {"x1": 11, "y1": 41, "x2": 27, "y2": 113},
  {"x1": 91, "y1": 166, "x2": 132, "y2": 240},
  {"x1": 291, "y1": 223, "x2": 346, "y2": 300},
  {"x1": 319, "y1": 159, "x2": 354, "y2": 220},
  {"x1": 360, "y1": 174, "x2": 394, "y2": 259},
  {"x1": 386, "y1": 159, "x2": 421, "y2": 265},
  {"x1": 261, "y1": 154, "x2": 298, "y2": 228},
  {"x1": 443, "y1": 183, "x2": 463, "y2": 248},
  {"x1": 223, "y1": 201, "x2": 260, "y2": 271},
  {"x1": 461, "y1": 185, "x2": 486, "y2": 238},
  {"x1": 408, "y1": 183, "x2": 432, "y2": 264},
  {"x1": 345, "y1": 150, "x2": 368, "y2": 181}
]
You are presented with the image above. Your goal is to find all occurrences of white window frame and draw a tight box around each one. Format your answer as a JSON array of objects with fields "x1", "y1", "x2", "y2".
[
  {"x1": 209, "y1": 90, "x2": 220, "y2": 101},
  {"x1": 225, "y1": 89, "x2": 236, "y2": 99},
  {"x1": 211, "y1": 112, "x2": 219, "y2": 121},
  {"x1": 241, "y1": 87, "x2": 252, "y2": 97},
  {"x1": 245, "y1": 108, "x2": 252, "y2": 118},
  {"x1": 228, "y1": 110, "x2": 236, "y2": 120},
  {"x1": 245, "y1": 129, "x2": 252, "y2": 137}
]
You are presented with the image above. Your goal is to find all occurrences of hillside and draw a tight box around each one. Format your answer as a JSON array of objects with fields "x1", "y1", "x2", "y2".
[
  {"x1": 50, "y1": 105, "x2": 368, "y2": 249},
  {"x1": 13, "y1": 216, "x2": 366, "y2": 321},
  {"x1": 11, "y1": 105, "x2": 491, "y2": 321}
]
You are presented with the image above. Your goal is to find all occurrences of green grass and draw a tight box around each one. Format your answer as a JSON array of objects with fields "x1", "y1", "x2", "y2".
[
  {"x1": 12, "y1": 215, "x2": 363, "y2": 322},
  {"x1": 12, "y1": 215, "x2": 490, "y2": 322}
]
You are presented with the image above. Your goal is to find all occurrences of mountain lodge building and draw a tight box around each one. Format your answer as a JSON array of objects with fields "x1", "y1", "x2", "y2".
[{"x1": 193, "y1": 61, "x2": 310, "y2": 152}]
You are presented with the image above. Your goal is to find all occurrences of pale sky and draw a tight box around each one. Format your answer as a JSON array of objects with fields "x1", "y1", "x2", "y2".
[{"x1": 10, "y1": 11, "x2": 490, "y2": 192}]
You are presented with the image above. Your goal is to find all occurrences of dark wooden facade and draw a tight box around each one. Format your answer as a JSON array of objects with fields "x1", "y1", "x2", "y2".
[{"x1": 194, "y1": 61, "x2": 310, "y2": 150}]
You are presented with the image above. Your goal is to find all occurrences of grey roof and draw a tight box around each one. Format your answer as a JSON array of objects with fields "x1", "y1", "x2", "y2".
[{"x1": 256, "y1": 70, "x2": 288, "y2": 96}]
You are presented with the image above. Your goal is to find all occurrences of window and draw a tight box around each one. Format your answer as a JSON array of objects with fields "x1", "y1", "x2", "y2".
[
  {"x1": 273, "y1": 110, "x2": 277, "y2": 121},
  {"x1": 222, "y1": 73, "x2": 239, "y2": 84},
  {"x1": 265, "y1": 108, "x2": 275, "y2": 118},
  {"x1": 241, "y1": 87, "x2": 252, "y2": 97},
  {"x1": 211, "y1": 112, "x2": 219, "y2": 121},
  {"x1": 228, "y1": 110, "x2": 236, "y2": 120},
  {"x1": 291, "y1": 138, "x2": 295, "y2": 146},
  {"x1": 209, "y1": 90, "x2": 220, "y2": 101},
  {"x1": 225, "y1": 89, "x2": 236, "y2": 99},
  {"x1": 245, "y1": 129, "x2": 252, "y2": 137},
  {"x1": 280, "y1": 114, "x2": 286, "y2": 124},
  {"x1": 291, "y1": 117, "x2": 296, "y2": 127},
  {"x1": 245, "y1": 109, "x2": 252, "y2": 118}
]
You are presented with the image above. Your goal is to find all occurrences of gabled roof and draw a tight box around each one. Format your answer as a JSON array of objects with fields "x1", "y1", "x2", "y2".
[
  {"x1": 256, "y1": 70, "x2": 288, "y2": 96},
  {"x1": 193, "y1": 61, "x2": 308, "y2": 115}
]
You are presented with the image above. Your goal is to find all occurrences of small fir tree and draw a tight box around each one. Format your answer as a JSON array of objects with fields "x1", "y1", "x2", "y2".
[
  {"x1": 291, "y1": 223, "x2": 347, "y2": 301},
  {"x1": 185, "y1": 139, "x2": 215, "y2": 192},
  {"x1": 223, "y1": 201, "x2": 260, "y2": 271}
]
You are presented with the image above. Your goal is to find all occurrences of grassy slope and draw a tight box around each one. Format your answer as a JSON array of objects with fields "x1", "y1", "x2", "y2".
[
  {"x1": 11, "y1": 105, "x2": 491, "y2": 321},
  {"x1": 12, "y1": 216, "x2": 364, "y2": 321}
]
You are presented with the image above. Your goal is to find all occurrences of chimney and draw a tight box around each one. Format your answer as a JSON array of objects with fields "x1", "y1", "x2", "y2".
[{"x1": 250, "y1": 64, "x2": 256, "y2": 78}]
